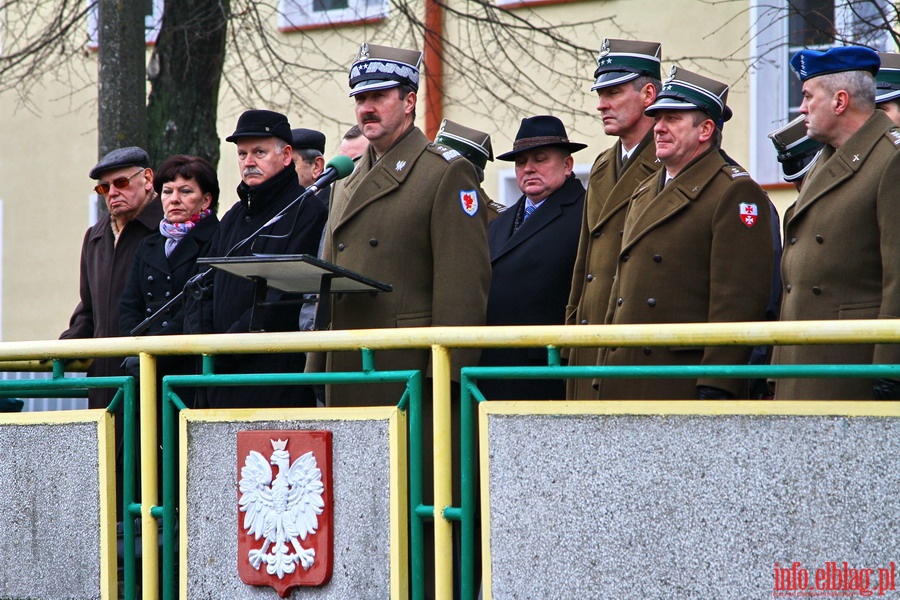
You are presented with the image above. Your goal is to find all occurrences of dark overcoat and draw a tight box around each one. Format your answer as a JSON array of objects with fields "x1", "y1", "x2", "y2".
[
  {"x1": 773, "y1": 111, "x2": 900, "y2": 399},
  {"x1": 60, "y1": 196, "x2": 163, "y2": 408},
  {"x1": 565, "y1": 130, "x2": 660, "y2": 399},
  {"x1": 184, "y1": 165, "x2": 327, "y2": 408},
  {"x1": 317, "y1": 126, "x2": 491, "y2": 408},
  {"x1": 598, "y1": 148, "x2": 774, "y2": 399},
  {"x1": 479, "y1": 175, "x2": 585, "y2": 400}
]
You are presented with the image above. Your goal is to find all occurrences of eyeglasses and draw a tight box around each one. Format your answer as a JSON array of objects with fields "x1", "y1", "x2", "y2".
[{"x1": 93, "y1": 169, "x2": 145, "y2": 195}]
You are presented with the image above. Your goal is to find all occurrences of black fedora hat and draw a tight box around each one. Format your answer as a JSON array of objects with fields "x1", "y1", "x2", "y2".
[
  {"x1": 497, "y1": 115, "x2": 587, "y2": 161},
  {"x1": 226, "y1": 109, "x2": 292, "y2": 145}
]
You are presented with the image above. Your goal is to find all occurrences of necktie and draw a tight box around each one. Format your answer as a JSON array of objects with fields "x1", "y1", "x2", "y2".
[{"x1": 524, "y1": 204, "x2": 536, "y2": 221}]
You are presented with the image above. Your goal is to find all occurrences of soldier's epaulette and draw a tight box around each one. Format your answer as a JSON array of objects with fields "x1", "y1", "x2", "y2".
[
  {"x1": 488, "y1": 201, "x2": 508, "y2": 213},
  {"x1": 887, "y1": 128, "x2": 900, "y2": 147},
  {"x1": 428, "y1": 143, "x2": 462, "y2": 162},
  {"x1": 723, "y1": 164, "x2": 749, "y2": 179}
]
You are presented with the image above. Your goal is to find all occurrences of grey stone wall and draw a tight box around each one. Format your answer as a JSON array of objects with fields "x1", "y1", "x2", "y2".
[
  {"x1": 0, "y1": 417, "x2": 108, "y2": 600},
  {"x1": 184, "y1": 415, "x2": 401, "y2": 599},
  {"x1": 484, "y1": 413, "x2": 900, "y2": 600}
]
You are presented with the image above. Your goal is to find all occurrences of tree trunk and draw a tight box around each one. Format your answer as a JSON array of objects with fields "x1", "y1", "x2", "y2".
[
  {"x1": 146, "y1": 0, "x2": 229, "y2": 169},
  {"x1": 97, "y1": 0, "x2": 149, "y2": 159}
]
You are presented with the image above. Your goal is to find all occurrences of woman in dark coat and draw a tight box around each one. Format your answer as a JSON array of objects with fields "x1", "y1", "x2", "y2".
[{"x1": 119, "y1": 155, "x2": 220, "y2": 402}]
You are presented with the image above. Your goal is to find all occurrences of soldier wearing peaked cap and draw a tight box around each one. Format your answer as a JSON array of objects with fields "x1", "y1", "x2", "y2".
[
  {"x1": 876, "y1": 52, "x2": 900, "y2": 125},
  {"x1": 565, "y1": 38, "x2": 664, "y2": 399},
  {"x1": 768, "y1": 115, "x2": 824, "y2": 190},
  {"x1": 596, "y1": 66, "x2": 774, "y2": 400},
  {"x1": 479, "y1": 115, "x2": 586, "y2": 400},
  {"x1": 434, "y1": 118, "x2": 505, "y2": 220},
  {"x1": 773, "y1": 46, "x2": 900, "y2": 400}
]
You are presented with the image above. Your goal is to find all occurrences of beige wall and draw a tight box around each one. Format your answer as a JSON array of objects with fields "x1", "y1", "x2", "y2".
[{"x1": 1, "y1": 0, "x2": 796, "y2": 342}]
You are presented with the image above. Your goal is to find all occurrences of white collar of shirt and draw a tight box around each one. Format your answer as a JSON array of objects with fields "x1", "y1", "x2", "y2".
[
  {"x1": 664, "y1": 171, "x2": 676, "y2": 187},
  {"x1": 621, "y1": 143, "x2": 636, "y2": 163}
]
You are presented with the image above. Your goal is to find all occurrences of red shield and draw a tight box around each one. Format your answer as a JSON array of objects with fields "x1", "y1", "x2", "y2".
[
  {"x1": 237, "y1": 430, "x2": 333, "y2": 596},
  {"x1": 739, "y1": 202, "x2": 758, "y2": 228}
]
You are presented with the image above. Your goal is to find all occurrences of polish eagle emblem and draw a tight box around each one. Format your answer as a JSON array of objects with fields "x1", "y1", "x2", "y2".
[{"x1": 239, "y1": 438, "x2": 325, "y2": 580}]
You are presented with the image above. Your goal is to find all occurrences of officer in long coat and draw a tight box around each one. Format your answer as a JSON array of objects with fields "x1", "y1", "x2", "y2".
[
  {"x1": 316, "y1": 43, "x2": 491, "y2": 408},
  {"x1": 773, "y1": 46, "x2": 900, "y2": 400},
  {"x1": 598, "y1": 67, "x2": 774, "y2": 400},
  {"x1": 566, "y1": 38, "x2": 663, "y2": 399}
]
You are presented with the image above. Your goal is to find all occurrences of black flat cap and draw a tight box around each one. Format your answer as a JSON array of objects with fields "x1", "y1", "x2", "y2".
[
  {"x1": 291, "y1": 128, "x2": 326, "y2": 153},
  {"x1": 89, "y1": 146, "x2": 150, "y2": 180},
  {"x1": 226, "y1": 109, "x2": 292, "y2": 145}
]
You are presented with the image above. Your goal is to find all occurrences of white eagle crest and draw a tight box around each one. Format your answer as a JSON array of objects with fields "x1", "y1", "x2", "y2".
[{"x1": 239, "y1": 439, "x2": 325, "y2": 579}]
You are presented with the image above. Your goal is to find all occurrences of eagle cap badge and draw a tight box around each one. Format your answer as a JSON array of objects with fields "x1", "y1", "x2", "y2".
[{"x1": 237, "y1": 430, "x2": 334, "y2": 596}]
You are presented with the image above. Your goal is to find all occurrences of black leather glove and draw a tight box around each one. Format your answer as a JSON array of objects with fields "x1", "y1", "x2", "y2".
[
  {"x1": 121, "y1": 355, "x2": 140, "y2": 379},
  {"x1": 873, "y1": 378, "x2": 900, "y2": 400},
  {"x1": 697, "y1": 385, "x2": 734, "y2": 400}
]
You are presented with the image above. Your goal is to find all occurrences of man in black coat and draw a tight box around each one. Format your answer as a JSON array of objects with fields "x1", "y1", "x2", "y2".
[
  {"x1": 479, "y1": 115, "x2": 586, "y2": 400},
  {"x1": 185, "y1": 109, "x2": 327, "y2": 408}
]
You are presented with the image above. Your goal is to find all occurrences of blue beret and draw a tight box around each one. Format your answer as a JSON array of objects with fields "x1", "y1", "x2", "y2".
[
  {"x1": 89, "y1": 146, "x2": 150, "y2": 180},
  {"x1": 790, "y1": 46, "x2": 880, "y2": 82}
]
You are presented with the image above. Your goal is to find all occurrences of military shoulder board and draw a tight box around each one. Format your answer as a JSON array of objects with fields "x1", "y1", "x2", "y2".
[
  {"x1": 725, "y1": 165, "x2": 749, "y2": 179},
  {"x1": 488, "y1": 201, "x2": 508, "y2": 213},
  {"x1": 429, "y1": 143, "x2": 461, "y2": 162},
  {"x1": 888, "y1": 128, "x2": 900, "y2": 147}
]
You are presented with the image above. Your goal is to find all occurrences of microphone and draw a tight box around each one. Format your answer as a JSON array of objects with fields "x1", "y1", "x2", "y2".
[{"x1": 305, "y1": 155, "x2": 355, "y2": 194}]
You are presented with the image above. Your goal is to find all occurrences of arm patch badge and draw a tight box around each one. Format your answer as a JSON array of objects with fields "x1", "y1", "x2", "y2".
[
  {"x1": 740, "y1": 202, "x2": 758, "y2": 228},
  {"x1": 460, "y1": 190, "x2": 479, "y2": 216}
]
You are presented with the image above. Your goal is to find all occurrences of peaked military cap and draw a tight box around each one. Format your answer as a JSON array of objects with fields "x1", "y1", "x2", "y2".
[
  {"x1": 645, "y1": 66, "x2": 729, "y2": 123},
  {"x1": 876, "y1": 52, "x2": 900, "y2": 104},
  {"x1": 89, "y1": 146, "x2": 150, "y2": 180},
  {"x1": 768, "y1": 115, "x2": 824, "y2": 182},
  {"x1": 592, "y1": 38, "x2": 662, "y2": 91},
  {"x1": 226, "y1": 109, "x2": 292, "y2": 145},
  {"x1": 789, "y1": 46, "x2": 880, "y2": 82},
  {"x1": 291, "y1": 128, "x2": 326, "y2": 153},
  {"x1": 434, "y1": 119, "x2": 494, "y2": 170},
  {"x1": 349, "y1": 42, "x2": 422, "y2": 97},
  {"x1": 496, "y1": 115, "x2": 588, "y2": 161}
]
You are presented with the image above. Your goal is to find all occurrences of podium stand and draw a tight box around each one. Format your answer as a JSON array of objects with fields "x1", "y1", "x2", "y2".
[{"x1": 197, "y1": 254, "x2": 391, "y2": 331}]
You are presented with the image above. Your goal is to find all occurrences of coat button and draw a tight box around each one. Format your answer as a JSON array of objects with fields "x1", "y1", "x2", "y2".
[
  {"x1": 146, "y1": 292, "x2": 153, "y2": 298},
  {"x1": 815, "y1": 235, "x2": 824, "y2": 244},
  {"x1": 338, "y1": 243, "x2": 345, "y2": 251},
  {"x1": 161, "y1": 321, "x2": 169, "y2": 328},
  {"x1": 166, "y1": 275, "x2": 172, "y2": 281},
  {"x1": 369, "y1": 238, "x2": 378, "y2": 247},
  {"x1": 146, "y1": 308, "x2": 152, "y2": 314},
  {"x1": 592, "y1": 231, "x2": 603, "y2": 238},
  {"x1": 621, "y1": 254, "x2": 629, "y2": 262},
  {"x1": 580, "y1": 319, "x2": 589, "y2": 325},
  {"x1": 812, "y1": 286, "x2": 822, "y2": 295},
  {"x1": 785, "y1": 284, "x2": 792, "y2": 292},
  {"x1": 244, "y1": 215, "x2": 251, "y2": 223},
  {"x1": 653, "y1": 255, "x2": 662, "y2": 263},
  {"x1": 642, "y1": 347, "x2": 652, "y2": 355},
  {"x1": 616, "y1": 298, "x2": 624, "y2": 306},
  {"x1": 147, "y1": 275, "x2": 154, "y2": 282},
  {"x1": 586, "y1": 274, "x2": 594, "y2": 282},
  {"x1": 647, "y1": 298, "x2": 657, "y2": 307},
  {"x1": 790, "y1": 237, "x2": 797, "y2": 245},
  {"x1": 164, "y1": 291, "x2": 171, "y2": 298}
]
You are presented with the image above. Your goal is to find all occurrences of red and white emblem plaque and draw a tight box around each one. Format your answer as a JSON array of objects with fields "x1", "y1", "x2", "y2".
[
  {"x1": 739, "y1": 202, "x2": 758, "y2": 228},
  {"x1": 237, "y1": 430, "x2": 333, "y2": 596}
]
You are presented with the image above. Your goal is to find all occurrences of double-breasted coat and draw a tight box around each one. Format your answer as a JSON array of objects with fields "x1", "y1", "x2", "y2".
[
  {"x1": 61, "y1": 195, "x2": 163, "y2": 408},
  {"x1": 565, "y1": 130, "x2": 660, "y2": 399},
  {"x1": 773, "y1": 111, "x2": 900, "y2": 399},
  {"x1": 598, "y1": 148, "x2": 774, "y2": 400},
  {"x1": 479, "y1": 175, "x2": 585, "y2": 400},
  {"x1": 317, "y1": 126, "x2": 491, "y2": 408}
]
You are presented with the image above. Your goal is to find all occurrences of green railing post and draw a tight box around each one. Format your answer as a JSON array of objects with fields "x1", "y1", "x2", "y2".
[{"x1": 407, "y1": 371, "x2": 425, "y2": 600}]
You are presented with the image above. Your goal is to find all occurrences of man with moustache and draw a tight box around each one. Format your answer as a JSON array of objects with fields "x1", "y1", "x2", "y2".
[
  {"x1": 185, "y1": 109, "x2": 327, "y2": 408},
  {"x1": 565, "y1": 38, "x2": 663, "y2": 399},
  {"x1": 598, "y1": 67, "x2": 774, "y2": 400},
  {"x1": 774, "y1": 47, "x2": 900, "y2": 400}
]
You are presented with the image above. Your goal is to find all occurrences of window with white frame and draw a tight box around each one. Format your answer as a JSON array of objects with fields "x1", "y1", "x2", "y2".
[
  {"x1": 87, "y1": 0, "x2": 164, "y2": 48},
  {"x1": 278, "y1": 0, "x2": 388, "y2": 30},
  {"x1": 750, "y1": 0, "x2": 892, "y2": 185}
]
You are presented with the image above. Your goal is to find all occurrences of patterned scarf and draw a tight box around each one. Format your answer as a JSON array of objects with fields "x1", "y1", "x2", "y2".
[{"x1": 159, "y1": 209, "x2": 211, "y2": 257}]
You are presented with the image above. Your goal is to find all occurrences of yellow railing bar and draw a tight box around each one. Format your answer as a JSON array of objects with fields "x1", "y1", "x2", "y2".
[
  {"x1": 138, "y1": 352, "x2": 159, "y2": 599},
  {"x1": 431, "y1": 345, "x2": 454, "y2": 600}
]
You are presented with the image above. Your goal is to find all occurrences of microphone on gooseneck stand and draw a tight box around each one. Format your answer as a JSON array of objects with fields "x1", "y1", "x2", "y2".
[{"x1": 128, "y1": 155, "x2": 356, "y2": 336}]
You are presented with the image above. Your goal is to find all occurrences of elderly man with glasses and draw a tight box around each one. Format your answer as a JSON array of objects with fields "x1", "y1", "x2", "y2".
[{"x1": 60, "y1": 146, "x2": 163, "y2": 409}]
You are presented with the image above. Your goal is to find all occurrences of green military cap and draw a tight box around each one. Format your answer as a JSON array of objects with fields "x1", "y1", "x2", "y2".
[
  {"x1": 349, "y1": 42, "x2": 422, "y2": 97},
  {"x1": 592, "y1": 38, "x2": 662, "y2": 91},
  {"x1": 876, "y1": 52, "x2": 900, "y2": 104},
  {"x1": 645, "y1": 65, "x2": 729, "y2": 123},
  {"x1": 768, "y1": 115, "x2": 823, "y2": 182},
  {"x1": 434, "y1": 119, "x2": 494, "y2": 170}
]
